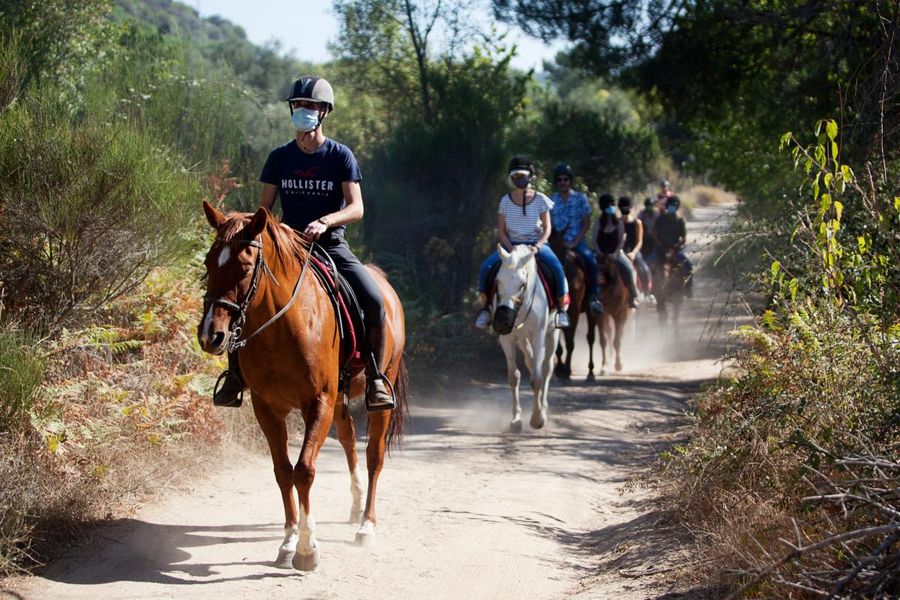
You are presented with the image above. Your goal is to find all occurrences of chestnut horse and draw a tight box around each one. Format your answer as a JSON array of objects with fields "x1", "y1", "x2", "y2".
[
  {"x1": 197, "y1": 201, "x2": 407, "y2": 571},
  {"x1": 548, "y1": 231, "x2": 598, "y2": 381},
  {"x1": 652, "y1": 249, "x2": 687, "y2": 327},
  {"x1": 597, "y1": 254, "x2": 631, "y2": 373}
]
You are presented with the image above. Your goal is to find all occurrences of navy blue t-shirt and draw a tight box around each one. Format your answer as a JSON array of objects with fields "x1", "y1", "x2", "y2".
[{"x1": 259, "y1": 138, "x2": 362, "y2": 240}]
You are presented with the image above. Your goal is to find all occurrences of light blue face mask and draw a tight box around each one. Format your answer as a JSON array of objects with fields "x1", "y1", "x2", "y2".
[
  {"x1": 604, "y1": 206, "x2": 616, "y2": 215},
  {"x1": 666, "y1": 205, "x2": 677, "y2": 214},
  {"x1": 291, "y1": 107, "x2": 320, "y2": 132}
]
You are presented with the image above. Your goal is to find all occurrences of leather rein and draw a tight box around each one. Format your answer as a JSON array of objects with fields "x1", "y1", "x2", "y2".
[{"x1": 204, "y1": 236, "x2": 312, "y2": 354}]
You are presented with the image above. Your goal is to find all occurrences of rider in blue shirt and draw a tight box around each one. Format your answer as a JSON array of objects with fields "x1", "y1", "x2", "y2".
[{"x1": 549, "y1": 163, "x2": 603, "y2": 316}]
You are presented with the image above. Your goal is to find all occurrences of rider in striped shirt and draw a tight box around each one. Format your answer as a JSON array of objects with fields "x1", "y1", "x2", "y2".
[{"x1": 475, "y1": 156, "x2": 570, "y2": 330}]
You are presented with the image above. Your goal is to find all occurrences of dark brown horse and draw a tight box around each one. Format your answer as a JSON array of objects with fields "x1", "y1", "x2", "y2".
[
  {"x1": 652, "y1": 249, "x2": 687, "y2": 327},
  {"x1": 197, "y1": 201, "x2": 407, "y2": 571},
  {"x1": 549, "y1": 231, "x2": 598, "y2": 380},
  {"x1": 597, "y1": 254, "x2": 631, "y2": 373}
]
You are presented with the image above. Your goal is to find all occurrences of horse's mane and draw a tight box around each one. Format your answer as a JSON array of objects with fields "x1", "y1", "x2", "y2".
[{"x1": 219, "y1": 209, "x2": 309, "y2": 273}]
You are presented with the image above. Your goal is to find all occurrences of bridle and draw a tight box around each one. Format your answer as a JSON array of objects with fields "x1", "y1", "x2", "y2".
[{"x1": 203, "y1": 235, "x2": 311, "y2": 354}]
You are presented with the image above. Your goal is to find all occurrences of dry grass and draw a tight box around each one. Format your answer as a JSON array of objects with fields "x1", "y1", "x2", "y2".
[{"x1": 0, "y1": 265, "x2": 226, "y2": 574}]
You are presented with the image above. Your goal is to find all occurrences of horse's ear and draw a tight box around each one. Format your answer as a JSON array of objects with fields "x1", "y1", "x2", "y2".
[
  {"x1": 498, "y1": 243, "x2": 510, "y2": 260},
  {"x1": 203, "y1": 200, "x2": 226, "y2": 230},
  {"x1": 248, "y1": 207, "x2": 268, "y2": 238}
]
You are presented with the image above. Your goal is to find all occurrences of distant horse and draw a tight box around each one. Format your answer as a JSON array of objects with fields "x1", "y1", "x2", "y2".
[
  {"x1": 548, "y1": 231, "x2": 598, "y2": 381},
  {"x1": 652, "y1": 249, "x2": 687, "y2": 327},
  {"x1": 197, "y1": 201, "x2": 407, "y2": 571},
  {"x1": 492, "y1": 244, "x2": 559, "y2": 432},
  {"x1": 597, "y1": 254, "x2": 631, "y2": 374}
]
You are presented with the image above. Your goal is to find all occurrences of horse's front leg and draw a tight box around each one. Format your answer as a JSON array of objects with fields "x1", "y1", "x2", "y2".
[
  {"x1": 333, "y1": 403, "x2": 363, "y2": 524},
  {"x1": 529, "y1": 329, "x2": 550, "y2": 430},
  {"x1": 499, "y1": 335, "x2": 522, "y2": 432},
  {"x1": 292, "y1": 394, "x2": 335, "y2": 571},
  {"x1": 536, "y1": 327, "x2": 559, "y2": 429},
  {"x1": 599, "y1": 315, "x2": 609, "y2": 375},
  {"x1": 586, "y1": 314, "x2": 597, "y2": 382},
  {"x1": 614, "y1": 316, "x2": 625, "y2": 372},
  {"x1": 251, "y1": 397, "x2": 299, "y2": 569}
]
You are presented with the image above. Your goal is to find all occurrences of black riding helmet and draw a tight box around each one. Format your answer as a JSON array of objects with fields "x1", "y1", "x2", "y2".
[
  {"x1": 508, "y1": 155, "x2": 535, "y2": 176},
  {"x1": 286, "y1": 75, "x2": 335, "y2": 113},
  {"x1": 644, "y1": 197, "x2": 654, "y2": 208},
  {"x1": 553, "y1": 163, "x2": 573, "y2": 179},
  {"x1": 617, "y1": 195, "x2": 633, "y2": 210}
]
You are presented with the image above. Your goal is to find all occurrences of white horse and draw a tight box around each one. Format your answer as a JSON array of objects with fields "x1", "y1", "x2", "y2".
[{"x1": 492, "y1": 244, "x2": 560, "y2": 432}]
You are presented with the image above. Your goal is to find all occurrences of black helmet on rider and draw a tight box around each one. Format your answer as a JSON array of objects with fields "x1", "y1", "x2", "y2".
[
  {"x1": 286, "y1": 76, "x2": 335, "y2": 113},
  {"x1": 644, "y1": 197, "x2": 654, "y2": 208},
  {"x1": 599, "y1": 193, "x2": 615, "y2": 210},
  {"x1": 553, "y1": 163, "x2": 573, "y2": 180},
  {"x1": 617, "y1": 195, "x2": 633, "y2": 210},
  {"x1": 508, "y1": 155, "x2": 535, "y2": 177}
]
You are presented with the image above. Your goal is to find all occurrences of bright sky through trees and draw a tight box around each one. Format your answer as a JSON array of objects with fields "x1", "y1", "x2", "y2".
[{"x1": 193, "y1": 0, "x2": 565, "y2": 71}]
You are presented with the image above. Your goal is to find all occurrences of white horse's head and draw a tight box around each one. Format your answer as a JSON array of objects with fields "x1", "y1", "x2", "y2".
[{"x1": 493, "y1": 244, "x2": 537, "y2": 335}]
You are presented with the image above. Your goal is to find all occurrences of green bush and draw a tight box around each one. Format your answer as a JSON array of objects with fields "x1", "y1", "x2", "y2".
[
  {"x1": 0, "y1": 94, "x2": 199, "y2": 330},
  {"x1": 661, "y1": 122, "x2": 900, "y2": 597},
  {"x1": 0, "y1": 325, "x2": 43, "y2": 433}
]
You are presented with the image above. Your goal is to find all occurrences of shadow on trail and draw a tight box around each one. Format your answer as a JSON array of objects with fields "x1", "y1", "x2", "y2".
[{"x1": 33, "y1": 520, "x2": 296, "y2": 587}]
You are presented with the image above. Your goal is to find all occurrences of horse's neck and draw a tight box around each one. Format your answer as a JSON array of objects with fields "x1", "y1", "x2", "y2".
[{"x1": 250, "y1": 237, "x2": 313, "y2": 324}]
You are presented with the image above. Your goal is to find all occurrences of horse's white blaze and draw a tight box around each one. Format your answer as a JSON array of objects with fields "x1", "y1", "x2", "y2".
[
  {"x1": 297, "y1": 505, "x2": 318, "y2": 555},
  {"x1": 217, "y1": 245, "x2": 231, "y2": 268},
  {"x1": 199, "y1": 303, "x2": 215, "y2": 344}
]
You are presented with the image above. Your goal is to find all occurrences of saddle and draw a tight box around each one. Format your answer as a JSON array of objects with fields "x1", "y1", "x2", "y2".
[
  {"x1": 307, "y1": 247, "x2": 366, "y2": 371},
  {"x1": 485, "y1": 258, "x2": 557, "y2": 309}
]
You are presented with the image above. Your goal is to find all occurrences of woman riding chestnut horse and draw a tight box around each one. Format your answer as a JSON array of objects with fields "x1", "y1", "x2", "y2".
[{"x1": 197, "y1": 76, "x2": 407, "y2": 570}]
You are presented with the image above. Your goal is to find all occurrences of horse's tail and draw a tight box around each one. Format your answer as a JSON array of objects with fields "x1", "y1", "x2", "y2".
[{"x1": 386, "y1": 355, "x2": 408, "y2": 452}]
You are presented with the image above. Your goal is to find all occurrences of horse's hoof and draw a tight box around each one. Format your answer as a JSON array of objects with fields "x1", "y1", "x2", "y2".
[
  {"x1": 355, "y1": 531, "x2": 376, "y2": 548},
  {"x1": 586, "y1": 372, "x2": 596, "y2": 382},
  {"x1": 530, "y1": 414, "x2": 545, "y2": 429},
  {"x1": 510, "y1": 420, "x2": 523, "y2": 433},
  {"x1": 292, "y1": 547, "x2": 320, "y2": 571},
  {"x1": 615, "y1": 362, "x2": 622, "y2": 372},
  {"x1": 274, "y1": 549, "x2": 295, "y2": 569}
]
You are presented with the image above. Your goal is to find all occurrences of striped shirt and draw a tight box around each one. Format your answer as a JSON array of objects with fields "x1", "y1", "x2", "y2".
[{"x1": 498, "y1": 192, "x2": 554, "y2": 244}]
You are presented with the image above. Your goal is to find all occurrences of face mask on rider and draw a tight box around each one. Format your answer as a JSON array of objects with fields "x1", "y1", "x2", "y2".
[
  {"x1": 604, "y1": 206, "x2": 616, "y2": 215},
  {"x1": 666, "y1": 205, "x2": 677, "y2": 215},
  {"x1": 291, "y1": 107, "x2": 320, "y2": 132},
  {"x1": 511, "y1": 175, "x2": 531, "y2": 189}
]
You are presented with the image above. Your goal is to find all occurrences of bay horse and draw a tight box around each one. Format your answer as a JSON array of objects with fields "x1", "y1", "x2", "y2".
[
  {"x1": 597, "y1": 254, "x2": 631, "y2": 374},
  {"x1": 652, "y1": 249, "x2": 687, "y2": 327},
  {"x1": 548, "y1": 231, "x2": 598, "y2": 381},
  {"x1": 492, "y1": 244, "x2": 559, "y2": 432},
  {"x1": 197, "y1": 201, "x2": 407, "y2": 571}
]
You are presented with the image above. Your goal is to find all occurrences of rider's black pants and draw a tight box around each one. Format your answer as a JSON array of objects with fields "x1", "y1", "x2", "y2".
[{"x1": 320, "y1": 236, "x2": 385, "y2": 339}]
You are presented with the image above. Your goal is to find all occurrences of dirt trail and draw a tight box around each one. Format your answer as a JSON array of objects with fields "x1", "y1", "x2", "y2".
[{"x1": 9, "y1": 204, "x2": 737, "y2": 600}]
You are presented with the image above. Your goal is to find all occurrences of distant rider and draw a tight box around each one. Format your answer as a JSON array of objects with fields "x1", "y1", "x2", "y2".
[
  {"x1": 475, "y1": 156, "x2": 571, "y2": 330},
  {"x1": 649, "y1": 195, "x2": 694, "y2": 297},
  {"x1": 549, "y1": 163, "x2": 603, "y2": 316},
  {"x1": 594, "y1": 194, "x2": 641, "y2": 309},
  {"x1": 618, "y1": 196, "x2": 652, "y2": 296}
]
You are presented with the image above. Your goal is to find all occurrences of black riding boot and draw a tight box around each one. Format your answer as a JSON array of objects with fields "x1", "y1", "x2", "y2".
[
  {"x1": 364, "y1": 322, "x2": 395, "y2": 412},
  {"x1": 213, "y1": 351, "x2": 245, "y2": 407}
]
